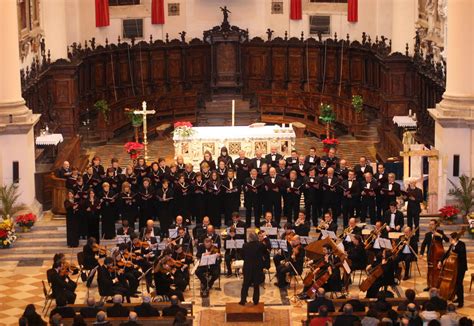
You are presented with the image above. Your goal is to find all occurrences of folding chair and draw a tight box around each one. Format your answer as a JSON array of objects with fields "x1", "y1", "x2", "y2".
[
  {"x1": 41, "y1": 280, "x2": 54, "y2": 317},
  {"x1": 77, "y1": 251, "x2": 94, "y2": 284}
]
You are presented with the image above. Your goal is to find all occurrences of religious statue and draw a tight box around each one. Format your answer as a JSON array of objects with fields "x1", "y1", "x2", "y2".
[
  {"x1": 220, "y1": 6, "x2": 231, "y2": 24},
  {"x1": 425, "y1": 0, "x2": 438, "y2": 37}
]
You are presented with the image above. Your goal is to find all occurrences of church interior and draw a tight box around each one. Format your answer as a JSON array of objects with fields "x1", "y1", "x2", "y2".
[{"x1": 1, "y1": 0, "x2": 474, "y2": 325}]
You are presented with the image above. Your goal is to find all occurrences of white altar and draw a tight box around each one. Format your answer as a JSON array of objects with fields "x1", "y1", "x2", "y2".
[{"x1": 173, "y1": 125, "x2": 296, "y2": 170}]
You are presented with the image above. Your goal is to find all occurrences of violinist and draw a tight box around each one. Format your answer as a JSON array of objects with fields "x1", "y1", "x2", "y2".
[
  {"x1": 222, "y1": 169, "x2": 241, "y2": 223},
  {"x1": 171, "y1": 244, "x2": 193, "y2": 291},
  {"x1": 154, "y1": 256, "x2": 186, "y2": 301},
  {"x1": 403, "y1": 179, "x2": 423, "y2": 236},
  {"x1": 195, "y1": 238, "x2": 221, "y2": 297},
  {"x1": 114, "y1": 244, "x2": 141, "y2": 294},
  {"x1": 64, "y1": 190, "x2": 80, "y2": 247},
  {"x1": 438, "y1": 232, "x2": 467, "y2": 307},
  {"x1": 293, "y1": 211, "x2": 310, "y2": 236},
  {"x1": 191, "y1": 172, "x2": 206, "y2": 222},
  {"x1": 98, "y1": 257, "x2": 132, "y2": 302},
  {"x1": 170, "y1": 227, "x2": 193, "y2": 253},
  {"x1": 116, "y1": 219, "x2": 134, "y2": 237},
  {"x1": 49, "y1": 260, "x2": 77, "y2": 304},
  {"x1": 396, "y1": 227, "x2": 418, "y2": 280},
  {"x1": 82, "y1": 237, "x2": 100, "y2": 270},
  {"x1": 258, "y1": 230, "x2": 272, "y2": 270},
  {"x1": 273, "y1": 223, "x2": 295, "y2": 269},
  {"x1": 365, "y1": 249, "x2": 396, "y2": 298},
  {"x1": 138, "y1": 177, "x2": 155, "y2": 230},
  {"x1": 224, "y1": 227, "x2": 242, "y2": 277},
  {"x1": 419, "y1": 219, "x2": 449, "y2": 290},
  {"x1": 383, "y1": 202, "x2": 404, "y2": 232},
  {"x1": 99, "y1": 182, "x2": 117, "y2": 240},
  {"x1": 275, "y1": 235, "x2": 304, "y2": 289}
]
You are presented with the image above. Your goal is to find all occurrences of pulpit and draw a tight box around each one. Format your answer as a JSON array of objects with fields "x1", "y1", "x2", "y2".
[{"x1": 204, "y1": 6, "x2": 248, "y2": 94}]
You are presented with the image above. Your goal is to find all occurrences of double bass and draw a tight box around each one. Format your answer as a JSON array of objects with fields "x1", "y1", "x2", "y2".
[{"x1": 427, "y1": 231, "x2": 445, "y2": 288}]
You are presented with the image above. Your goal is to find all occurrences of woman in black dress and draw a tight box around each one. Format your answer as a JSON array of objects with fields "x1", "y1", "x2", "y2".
[
  {"x1": 200, "y1": 151, "x2": 216, "y2": 171},
  {"x1": 73, "y1": 176, "x2": 88, "y2": 239},
  {"x1": 124, "y1": 165, "x2": 138, "y2": 192},
  {"x1": 218, "y1": 146, "x2": 234, "y2": 169},
  {"x1": 138, "y1": 177, "x2": 155, "y2": 230},
  {"x1": 174, "y1": 174, "x2": 191, "y2": 221},
  {"x1": 99, "y1": 182, "x2": 117, "y2": 240},
  {"x1": 117, "y1": 181, "x2": 138, "y2": 227},
  {"x1": 156, "y1": 178, "x2": 175, "y2": 233},
  {"x1": 64, "y1": 191, "x2": 80, "y2": 247},
  {"x1": 205, "y1": 171, "x2": 222, "y2": 228},
  {"x1": 83, "y1": 189, "x2": 101, "y2": 243},
  {"x1": 191, "y1": 172, "x2": 206, "y2": 223}
]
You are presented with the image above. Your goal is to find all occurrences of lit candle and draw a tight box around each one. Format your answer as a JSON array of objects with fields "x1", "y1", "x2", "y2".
[
  {"x1": 289, "y1": 123, "x2": 293, "y2": 130},
  {"x1": 232, "y1": 100, "x2": 235, "y2": 127},
  {"x1": 413, "y1": 113, "x2": 417, "y2": 120},
  {"x1": 409, "y1": 109, "x2": 412, "y2": 116}
]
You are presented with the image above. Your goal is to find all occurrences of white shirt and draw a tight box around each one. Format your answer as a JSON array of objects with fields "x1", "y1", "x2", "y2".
[
  {"x1": 271, "y1": 154, "x2": 276, "y2": 161},
  {"x1": 388, "y1": 183, "x2": 393, "y2": 191},
  {"x1": 366, "y1": 183, "x2": 371, "y2": 189},
  {"x1": 310, "y1": 178, "x2": 314, "y2": 182},
  {"x1": 271, "y1": 177, "x2": 275, "y2": 184},
  {"x1": 328, "y1": 178, "x2": 332, "y2": 186},
  {"x1": 240, "y1": 159, "x2": 244, "y2": 164},
  {"x1": 390, "y1": 213, "x2": 396, "y2": 228},
  {"x1": 299, "y1": 164, "x2": 304, "y2": 170},
  {"x1": 348, "y1": 180, "x2": 353, "y2": 188},
  {"x1": 290, "y1": 181, "x2": 294, "y2": 188},
  {"x1": 403, "y1": 244, "x2": 411, "y2": 254},
  {"x1": 309, "y1": 157, "x2": 314, "y2": 163},
  {"x1": 378, "y1": 174, "x2": 383, "y2": 179},
  {"x1": 229, "y1": 179, "x2": 233, "y2": 189},
  {"x1": 251, "y1": 179, "x2": 255, "y2": 186},
  {"x1": 256, "y1": 160, "x2": 261, "y2": 168},
  {"x1": 361, "y1": 166, "x2": 366, "y2": 172}
]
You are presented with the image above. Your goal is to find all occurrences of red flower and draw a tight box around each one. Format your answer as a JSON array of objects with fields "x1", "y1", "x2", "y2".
[
  {"x1": 15, "y1": 213, "x2": 37, "y2": 225},
  {"x1": 124, "y1": 142, "x2": 144, "y2": 153},
  {"x1": 174, "y1": 121, "x2": 193, "y2": 128},
  {"x1": 0, "y1": 230, "x2": 8, "y2": 238},
  {"x1": 439, "y1": 206, "x2": 460, "y2": 218}
]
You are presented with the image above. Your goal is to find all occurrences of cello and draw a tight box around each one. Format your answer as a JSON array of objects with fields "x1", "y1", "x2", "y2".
[{"x1": 437, "y1": 228, "x2": 466, "y2": 300}]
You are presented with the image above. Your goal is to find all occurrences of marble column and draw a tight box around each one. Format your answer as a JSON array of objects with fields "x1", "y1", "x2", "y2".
[
  {"x1": 428, "y1": 0, "x2": 474, "y2": 209},
  {"x1": 0, "y1": 0, "x2": 41, "y2": 209},
  {"x1": 391, "y1": 0, "x2": 417, "y2": 55}
]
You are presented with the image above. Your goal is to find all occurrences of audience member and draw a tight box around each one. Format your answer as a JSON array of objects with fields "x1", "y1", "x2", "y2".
[
  {"x1": 459, "y1": 317, "x2": 473, "y2": 326},
  {"x1": 93, "y1": 311, "x2": 111, "y2": 325},
  {"x1": 72, "y1": 315, "x2": 87, "y2": 326},
  {"x1": 333, "y1": 304, "x2": 360, "y2": 326},
  {"x1": 106, "y1": 295, "x2": 130, "y2": 317},
  {"x1": 79, "y1": 297, "x2": 100, "y2": 318},
  {"x1": 134, "y1": 294, "x2": 160, "y2": 317},
  {"x1": 309, "y1": 305, "x2": 332, "y2": 326},
  {"x1": 50, "y1": 314, "x2": 63, "y2": 326},
  {"x1": 428, "y1": 321, "x2": 441, "y2": 326},
  {"x1": 369, "y1": 292, "x2": 392, "y2": 313},
  {"x1": 422, "y1": 288, "x2": 447, "y2": 311},
  {"x1": 172, "y1": 311, "x2": 188, "y2": 326},
  {"x1": 18, "y1": 317, "x2": 28, "y2": 326},
  {"x1": 339, "y1": 293, "x2": 366, "y2": 312},
  {"x1": 49, "y1": 297, "x2": 76, "y2": 320},
  {"x1": 22, "y1": 304, "x2": 46, "y2": 326},
  {"x1": 308, "y1": 288, "x2": 335, "y2": 313},
  {"x1": 162, "y1": 295, "x2": 188, "y2": 317},
  {"x1": 119, "y1": 311, "x2": 141, "y2": 326},
  {"x1": 420, "y1": 302, "x2": 440, "y2": 325},
  {"x1": 440, "y1": 304, "x2": 460, "y2": 326},
  {"x1": 361, "y1": 309, "x2": 379, "y2": 326},
  {"x1": 398, "y1": 289, "x2": 420, "y2": 312}
]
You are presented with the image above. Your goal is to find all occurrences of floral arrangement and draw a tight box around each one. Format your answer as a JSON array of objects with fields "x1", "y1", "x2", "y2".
[
  {"x1": 322, "y1": 138, "x2": 340, "y2": 153},
  {"x1": 468, "y1": 212, "x2": 474, "y2": 237},
  {"x1": 173, "y1": 121, "x2": 195, "y2": 138},
  {"x1": 124, "y1": 142, "x2": 144, "y2": 160},
  {"x1": 439, "y1": 205, "x2": 460, "y2": 223},
  {"x1": 0, "y1": 217, "x2": 17, "y2": 249},
  {"x1": 15, "y1": 213, "x2": 37, "y2": 229},
  {"x1": 352, "y1": 95, "x2": 364, "y2": 114}
]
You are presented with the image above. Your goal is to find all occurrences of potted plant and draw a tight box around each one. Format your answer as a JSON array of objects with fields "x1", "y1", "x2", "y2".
[
  {"x1": 125, "y1": 108, "x2": 143, "y2": 143},
  {"x1": 439, "y1": 205, "x2": 460, "y2": 224},
  {"x1": 173, "y1": 121, "x2": 196, "y2": 138},
  {"x1": 15, "y1": 213, "x2": 37, "y2": 232},
  {"x1": 124, "y1": 142, "x2": 144, "y2": 160},
  {"x1": 322, "y1": 138, "x2": 340, "y2": 153},
  {"x1": 0, "y1": 184, "x2": 25, "y2": 248},
  {"x1": 94, "y1": 100, "x2": 110, "y2": 124},
  {"x1": 0, "y1": 218, "x2": 17, "y2": 249},
  {"x1": 319, "y1": 103, "x2": 336, "y2": 139},
  {"x1": 468, "y1": 212, "x2": 474, "y2": 239},
  {"x1": 448, "y1": 175, "x2": 473, "y2": 223},
  {"x1": 352, "y1": 95, "x2": 364, "y2": 114}
]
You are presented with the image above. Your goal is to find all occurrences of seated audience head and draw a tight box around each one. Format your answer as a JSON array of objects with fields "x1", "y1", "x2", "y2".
[
  {"x1": 318, "y1": 305, "x2": 328, "y2": 317},
  {"x1": 51, "y1": 313, "x2": 62, "y2": 326},
  {"x1": 170, "y1": 295, "x2": 179, "y2": 306},
  {"x1": 427, "y1": 321, "x2": 441, "y2": 326},
  {"x1": 446, "y1": 303, "x2": 456, "y2": 313},
  {"x1": 316, "y1": 288, "x2": 325, "y2": 298},
  {"x1": 405, "y1": 289, "x2": 416, "y2": 302},
  {"x1": 343, "y1": 304, "x2": 354, "y2": 315},
  {"x1": 113, "y1": 294, "x2": 122, "y2": 304},
  {"x1": 72, "y1": 315, "x2": 87, "y2": 326},
  {"x1": 18, "y1": 317, "x2": 28, "y2": 326},
  {"x1": 96, "y1": 311, "x2": 106, "y2": 323},
  {"x1": 459, "y1": 317, "x2": 473, "y2": 326},
  {"x1": 429, "y1": 288, "x2": 439, "y2": 299},
  {"x1": 231, "y1": 212, "x2": 240, "y2": 222},
  {"x1": 142, "y1": 294, "x2": 151, "y2": 304},
  {"x1": 129, "y1": 311, "x2": 138, "y2": 321},
  {"x1": 87, "y1": 297, "x2": 96, "y2": 307}
]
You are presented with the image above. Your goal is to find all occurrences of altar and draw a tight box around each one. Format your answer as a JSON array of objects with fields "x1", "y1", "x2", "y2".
[{"x1": 173, "y1": 125, "x2": 296, "y2": 170}]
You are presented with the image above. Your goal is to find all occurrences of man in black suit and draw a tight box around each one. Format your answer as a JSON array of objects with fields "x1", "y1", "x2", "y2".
[
  {"x1": 162, "y1": 295, "x2": 188, "y2": 317},
  {"x1": 305, "y1": 147, "x2": 320, "y2": 167},
  {"x1": 265, "y1": 146, "x2": 283, "y2": 168},
  {"x1": 239, "y1": 232, "x2": 267, "y2": 305},
  {"x1": 234, "y1": 150, "x2": 251, "y2": 185},
  {"x1": 292, "y1": 211, "x2": 310, "y2": 236},
  {"x1": 374, "y1": 163, "x2": 388, "y2": 220},
  {"x1": 49, "y1": 261, "x2": 77, "y2": 304},
  {"x1": 293, "y1": 155, "x2": 310, "y2": 180},
  {"x1": 321, "y1": 167, "x2": 341, "y2": 221},
  {"x1": 359, "y1": 172, "x2": 378, "y2": 224},
  {"x1": 283, "y1": 170, "x2": 303, "y2": 224},
  {"x1": 396, "y1": 227, "x2": 418, "y2": 280},
  {"x1": 276, "y1": 159, "x2": 290, "y2": 180},
  {"x1": 249, "y1": 150, "x2": 266, "y2": 172},
  {"x1": 341, "y1": 170, "x2": 360, "y2": 227},
  {"x1": 338, "y1": 293, "x2": 366, "y2": 312},
  {"x1": 56, "y1": 161, "x2": 72, "y2": 179},
  {"x1": 439, "y1": 232, "x2": 467, "y2": 307},
  {"x1": 333, "y1": 304, "x2": 360, "y2": 326},
  {"x1": 263, "y1": 167, "x2": 283, "y2": 225},
  {"x1": 49, "y1": 296, "x2": 76, "y2": 320},
  {"x1": 307, "y1": 288, "x2": 335, "y2": 312},
  {"x1": 106, "y1": 294, "x2": 130, "y2": 317},
  {"x1": 380, "y1": 172, "x2": 401, "y2": 210},
  {"x1": 353, "y1": 156, "x2": 373, "y2": 183},
  {"x1": 322, "y1": 147, "x2": 339, "y2": 169},
  {"x1": 98, "y1": 257, "x2": 132, "y2": 301},
  {"x1": 383, "y1": 202, "x2": 404, "y2": 232},
  {"x1": 286, "y1": 150, "x2": 299, "y2": 166},
  {"x1": 422, "y1": 288, "x2": 448, "y2": 311},
  {"x1": 139, "y1": 219, "x2": 161, "y2": 240},
  {"x1": 79, "y1": 297, "x2": 100, "y2": 318},
  {"x1": 134, "y1": 294, "x2": 160, "y2": 317},
  {"x1": 403, "y1": 179, "x2": 423, "y2": 233},
  {"x1": 119, "y1": 311, "x2": 140, "y2": 326},
  {"x1": 116, "y1": 219, "x2": 135, "y2": 237},
  {"x1": 193, "y1": 216, "x2": 211, "y2": 244},
  {"x1": 243, "y1": 169, "x2": 265, "y2": 227}
]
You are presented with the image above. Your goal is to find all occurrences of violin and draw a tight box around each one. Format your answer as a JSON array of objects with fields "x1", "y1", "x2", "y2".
[
  {"x1": 116, "y1": 260, "x2": 137, "y2": 269},
  {"x1": 285, "y1": 231, "x2": 296, "y2": 242},
  {"x1": 59, "y1": 261, "x2": 79, "y2": 277},
  {"x1": 92, "y1": 244, "x2": 108, "y2": 255}
]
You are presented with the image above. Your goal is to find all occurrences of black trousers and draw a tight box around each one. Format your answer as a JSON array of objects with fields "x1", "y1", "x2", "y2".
[
  {"x1": 195, "y1": 265, "x2": 220, "y2": 291},
  {"x1": 225, "y1": 250, "x2": 240, "y2": 275},
  {"x1": 240, "y1": 279, "x2": 260, "y2": 304},
  {"x1": 360, "y1": 198, "x2": 376, "y2": 224},
  {"x1": 264, "y1": 194, "x2": 282, "y2": 226},
  {"x1": 55, "y1": 289, "x2": 76, "y2": 305},
  {"x1": 456, "y1": 270, "x2": 466, "y2": 304},
  {"x1": 276, "y1": 264, "x2": 295, "y2": 287},
  {"x1": 244, "y1": 195, "x2": 262, "y2": 227},
  {"x1": 407, "y1": 209, "x2": 420, "y2": 234},
  {"x1": 342, "y1": 199, "x2": 358, "y2": 227}
]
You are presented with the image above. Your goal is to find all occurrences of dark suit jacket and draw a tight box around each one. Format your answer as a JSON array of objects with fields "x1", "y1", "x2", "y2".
[
  {"x1": 353, "y1": 164, "x2": 373, "y2": 181},
  {"x1": 383, "y1": 210, "x2": 404, "y2": 230},
  {"x1": 307, "y1": 297, "x2": 335, "y2": 312},
  {"x1": 133, "y1": 303, "x2": 160, "y2": 317},
  {"x1": 422, "y1": 296, "x2": 447, "y2": 311},
  {"x1": 442, "y1": 240, "x2": 467, "y2": 272},
  {"x1": 49, "y1": 306, "x2": 76, "y2": 319},
  {"x1": 161, "y1": 304, "x2": 188, "y2": 317},
  {"x1": 80, "y1": 306, "x2": 99, "y2": 318},
  {"x1": 333, "y1": 314, "x2": 360, "y2": 326},
  {"x1": 420, "y1": 230, "x2": 449, "y2": 256},
  {"x1": 119, "y1": 321, "x2": 141, "y2": 326},
  {"x1": 241, "y1": 240, "x2": 267, "y2": 285},
  {"x1": 116, "y1": 226, "x2": 135, "y2": 236},
  {"x1": 265, "y1": 153, "x2": 283, "y2": 168},
  {"x1": 338, "y1": 299, "x2": 366, "y2": 312},
  {"x1": 249, "y1": 157, "x2": 267, "y2": 171},
  {"x1": 106, "y1": 303, "x2": 130, "y2": 317}
]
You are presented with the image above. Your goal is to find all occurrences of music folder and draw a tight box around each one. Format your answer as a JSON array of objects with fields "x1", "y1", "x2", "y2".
[
  {"x1": 199, "y1": 254, "x2": 218, "y2": 266},
  {"x1": 157, "y1": 241, "x2": 168, "y2": 251},
  {"x1": 321, "y1": 230, "x2": 337, "y2": 240},
  {"x1": 226, "y1": 239, "x2": 244, "y2": 249},
  {"x1": 227, "y1": 227, "x2": 245, "y2": 235},
  {"x1": 260, "y1": 227, "x2": 278, "y2": 236},
  {"x1": 378, "y1": 238, "x2": 392, "y2": 249},
  {"x1": 168, "y1": 229, "x2": 178, "y2": 238},
  {"x1": 116, "y1": 235, "x2": 130, "y2": 244},
  {"x1": 300, "y1": 236, "x2": 315, "y2": 245}
]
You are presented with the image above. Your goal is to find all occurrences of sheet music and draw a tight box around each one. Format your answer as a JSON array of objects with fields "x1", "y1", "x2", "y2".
[
  {"x1": 199, "y1": 254, "x2": 218, "y2": 266},
  {"x1": 379, "y1": 238, "x2": 393, "y2": 249},
  {"x1": 168, "y1": 229, "x2": 178, "y2": 238},
  {"x1": 337, "y1": 241, "x2": 345, "y2": 253},
  {"x1": 278, "y1": 239, "x2": 288, "y2": 251},
  {"x1": 157, "y1": 241, "x2": 168, "y2": 251},
  {"x1": 260, "y1": 227, "x2": 278, "y2": 236},
  {"x1": 321, "y1": 230, "x2": 337, "y2": 240},
  {"x1": 270, "y1": 239, "x2": 280, "y2": 249},
  {"x1": 226, "y1": 239, "x2": 245, "y2": 249},
  {"x1": 227, "y1": 227, "x2": 245, "y2": 235},
  {"x1": 342, "y1": 259, "x2": 351, "y2": 274},
  {"x1": 300, "y1": 236, "x2": 316, "y2": 245},
  {"x1": 116, "y1": 235, "x2": 130, "y2": 244}
]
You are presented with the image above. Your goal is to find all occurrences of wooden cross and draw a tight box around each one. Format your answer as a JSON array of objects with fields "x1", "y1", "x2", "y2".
[{"x1": 134, "y1": 101, "x2": 156, "y2": 161}]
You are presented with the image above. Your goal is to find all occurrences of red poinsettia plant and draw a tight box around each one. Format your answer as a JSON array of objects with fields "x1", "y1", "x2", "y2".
[
  {"x1": 173, "y1": 121, "x2": 195, "y2": 138},
  {"x1": 124, "y1": 142, "x2": 144, "y2": 160},
  {"x1": 174, "y1": 121, "x2": 193, "y2": 128},
  {"x1": 15, "y1": 213, "x2": 37, "y2": 228},
  {"x1": 322, "y1": 138, "x2": 340, "y2": 153},
  {"x1": 439, "y1": 205, "x2": 460, "y2": 222}
]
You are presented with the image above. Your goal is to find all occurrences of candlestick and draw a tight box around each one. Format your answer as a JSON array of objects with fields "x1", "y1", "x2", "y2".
[
  {"x1": 409, "y1": 109, "x2": 412, "y2": 116},
  {"x1": 232, "y1": 100, "x2": 235, "y2": 127}
]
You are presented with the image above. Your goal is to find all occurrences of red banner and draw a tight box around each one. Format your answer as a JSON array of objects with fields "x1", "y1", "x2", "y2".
[
  {"x1": 95, "y1": 0, "x2": 110, "y2": 27},
  {"x1": 348, "y1": 0, "x2": 358, "y2": 23},
  {"x1": 151, "y1": 0, "x2": 165, "y2": 25},
  {"x1": 290, "y1": 0, "x2": 302, "y2": 20}
]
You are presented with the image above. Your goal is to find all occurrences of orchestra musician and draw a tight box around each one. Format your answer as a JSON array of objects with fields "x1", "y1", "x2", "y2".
[
  {"x1": 201, "y1": 225, "x2": 221, "y2": 249},
  {"x1": 224, "y1": 227, "x2": 242, "y2": 277},
  {"x1": 341, "y1": 218, "x2": 362, "y2": 251},
  {"x1": 258, "y1": 230, "x2": 272, "y2": 270},
  {"x1": 243, "y1": 168, "x2": 265, "y2": 228},
  {"x1": 260, "y1": 211, "x2": 279, "y2": 230},
  {"x1": 140, "y1": 220, "x2": 161, "y2": 241},
  {"x1": 49, "y1": 259, "x2": 77, "y2": 304},
  {"x1": 170, "y1": 244, "x2": 193, "y2": 291},
  {"x1": 263, "y1": 167, "x2": 283, "y2": 226},
  {"x1": 365, "y1": 249, "x2": 397, "y2": 298},
  {"x1": 341, "y1": 170, "x2": 361, "y2": 227},
  {"x1": 359, "y1": 172, "x2": 378, "y2": 224},
  {"x1": 195, "y1": 238, "x2": 221, "y2": 297},
  {"x1": 438, "y1": 232, "x2": 467, "y2": 307},
  {"x1": 396, "y1": 227, "x2": 418, "y2": 280},
  {"x1": 98, "y1": 257, "x2": 133, "y2": 302},
  {"x1": 153, "y1": 256, "x2": 185, "y2": 301},
  {"x1": 170, "y1": 215, "x2": 190, "y2": 234},
  {"x1": 365, "y1": 221, "x2": 388, "y2": 262},
  {"x1": 383, "y1": 202, "x2": 404, "y2": 232},
  {"x1": 284, "y1": 170, "x2": 303, "y2": 224},
  {"x1": 193, "y1": 216, "x2": 210, "y2": 245},
  {"x1": 318, "y1": 212, "x2": 338, "y2": 234},
  {"x1": 275, "y1": 235, "x2": 305, "y2": 289},
  {"x1": 227, "y1": 212, "x2": 246, "y2": 239},
  {"x1": 114, "y1": 243, "x2": 142, "y2": 293},
  {"x1": 419, "y1": 219, "x2": 449, "y2": 290},
  {"x1": 303, "y1": 167, "x2": 322, "y2": 226},
  {"x1": 265, "y1": 146, "x2": 283, "y2": 169},
  {"x1": 170, "y1": 226, "x2": 193, "y2": 252},
  {"x1": 348, "y1": 235, "x2": 367, "y2": 273},
  {"x1": 293, "y1": 211, "x2": 310, "y2": 237}
]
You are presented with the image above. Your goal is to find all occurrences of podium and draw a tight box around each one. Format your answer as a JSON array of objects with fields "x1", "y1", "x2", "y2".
[{"x1": 225, "y1": 302, "x2": 265, "y2": 322}]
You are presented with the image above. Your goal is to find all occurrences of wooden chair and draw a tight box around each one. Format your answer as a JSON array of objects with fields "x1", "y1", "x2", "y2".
[{"x1": 41, "y1": 280, "x2": 54, "y2": 317}]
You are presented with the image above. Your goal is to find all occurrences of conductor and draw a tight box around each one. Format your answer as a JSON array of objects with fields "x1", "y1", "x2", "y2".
[{"x1": 239, "y1": 232, "x2": 267, "y2": 305}]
